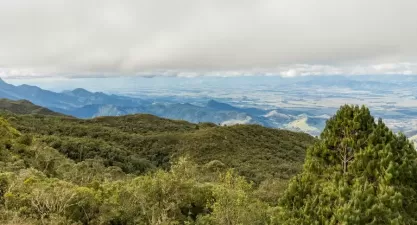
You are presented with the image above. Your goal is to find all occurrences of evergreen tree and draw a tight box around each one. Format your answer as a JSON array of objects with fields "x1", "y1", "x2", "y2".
[
  {"x1": 279, "y1": 105, "x2": 417, "y2": 225},
  {"x1": 0, "y1": 117, "x2": 19, "y2": 140}
]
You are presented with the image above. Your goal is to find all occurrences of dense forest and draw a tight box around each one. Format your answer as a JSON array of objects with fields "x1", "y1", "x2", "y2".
[{"x1": 0, "y1": 101, "x2": 416, "y2": 224}]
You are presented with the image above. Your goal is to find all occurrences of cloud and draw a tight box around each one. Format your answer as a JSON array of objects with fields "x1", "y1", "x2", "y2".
[
  {"x1": 279, "y1": 64, "x2": 343, "y2": 77},
  {"x1": 1, "y1": 62, "x2": 416, "y2": 79},
  {"x1": 0, "y1": 0, "x2": 417, "y2": 78},
  {"x1": 277, "y1": 62, "x2": 417, "y2": 77},
  {"x1": 371, "y1": 62, "x2": 417, "y2": 75},
  {"x1": 221, "y1": 116, "x2": 252, "y2": 126}
]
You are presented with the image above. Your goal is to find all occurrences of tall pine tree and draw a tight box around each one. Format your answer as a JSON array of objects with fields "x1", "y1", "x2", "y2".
[{"x1": 279, "y1": 105, "x2": 417, "y2": 225}]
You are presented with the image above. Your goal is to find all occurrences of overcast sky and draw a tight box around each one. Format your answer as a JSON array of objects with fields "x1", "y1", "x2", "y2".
[{"x1": 1, "y1": 0, "x2": 417, "y2": 78}]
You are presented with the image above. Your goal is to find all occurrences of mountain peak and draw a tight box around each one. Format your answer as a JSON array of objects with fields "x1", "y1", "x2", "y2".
[
  {"x1": 69, "y1": 88, "x2": 93, "y2": 97},
  {"x1": 206, "y1": 100, "x2": 236, "y2": 111},
  {"x1": 72, "y1": 88, "x2": 90, "y2": 94},
  {"x1": 0, "y1": 98, "x2": 64, "y2": 117}
]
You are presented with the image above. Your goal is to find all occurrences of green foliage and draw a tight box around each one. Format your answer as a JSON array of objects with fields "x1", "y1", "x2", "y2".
[
  {"x1": 0, "y1": 114, "x2": 282, "y2": 224},
  {"x1": 0, "y1": 154, "x2": 275, "y2": 224},
  {"x1": 0, "y1": 117, "x2": 20, "y2": 140},
  {"x1": 279, "y1": 105, "x2": 417, "y2": 224},
  {"x1": 2, "y1": 104, "x2": 415, "y2": 224},
  {"x1": 0, "y1": 99, "x2": 64, "y2": 117},
  {"x1": 98, "y1": 158, "x2": 211, "y2": 224},
  {"x1": 0, "y1": 109, "x2": 313, "y2": 224},
  {"x1": 1, "y1": 112, "x2": 314, "y2": 182},
  {"x1": 198, "y1": 170, "x2": 270, "y2": 225}
]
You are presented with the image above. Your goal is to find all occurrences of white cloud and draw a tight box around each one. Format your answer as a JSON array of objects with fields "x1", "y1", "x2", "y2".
[
  {"x1": 280, "y1": 69, "x2": 298, "y2": 77},
  {"x1": 0, "y1": 0, "x2": 417, "y2": 78},
  {"x1": 371, "y1": 62, "x2": 417, "y2": 75},
  {"x1": 1, "y1": 62, "x2": 417, "y2": 79},
  {"x1": 279, "y1": 64, "x2": 344, "y2": 77},
  {"x1": 221, "y1": 116, "x2": 252, "y2": 126}
]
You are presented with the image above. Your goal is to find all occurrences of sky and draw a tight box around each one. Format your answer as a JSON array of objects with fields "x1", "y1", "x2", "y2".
[{"x1": 1, "y1": 0, "x2": 417, "y2": 79}]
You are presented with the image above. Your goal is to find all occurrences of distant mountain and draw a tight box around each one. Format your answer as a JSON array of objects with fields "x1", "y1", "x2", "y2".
[
  {"x1": 264, "y1": 110, "x2": 292, "y2": 120},
  {"x1": 284, "y1": 117, "x2": 321, "y2": 136},
  {"x1": 0, "y1": 78, "x2": 149, "y2": 110},
  {"x1": 283, "y1": 114, "x2": 328, "y2": 136},
  {"x1": 0, "y1": 78, "x2": 328, "y2": 135},
  {"x1": 63, "y1": 88, "x2": 93, "y2": 97},
  {"x1": 0, "y1": 78, "x2": 77, "y2": 109},
  {"x1": 61, "y1": 102, "x2": 255, "y2": 125},
  {"x1": 207, "y1": 99, "x2": 238, "y2": 111}
]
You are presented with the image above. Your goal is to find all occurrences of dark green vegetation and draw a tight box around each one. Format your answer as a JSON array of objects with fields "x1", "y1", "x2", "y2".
[
  {"x1": 280, "y1": 105, "x2": 417, "y2": 224},
  {"x1": 0, "y1": 100, "x2": 315, "y2": 224},
  {"x1": 0, "y1": 108, "x2": 314, "y2": 183},
  {"x1": 0, "y1": 98, "x2": 64, "y2": 116},
  {"x1": 0, "y1": 102, "x2": 416, "y2": 224}
]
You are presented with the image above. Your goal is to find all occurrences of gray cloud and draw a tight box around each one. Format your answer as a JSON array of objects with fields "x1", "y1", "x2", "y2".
[{"x1": 0, "y1": 0, "x2": 417, "y2": 77}]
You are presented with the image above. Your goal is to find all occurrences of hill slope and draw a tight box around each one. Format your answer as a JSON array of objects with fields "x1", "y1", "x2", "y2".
[
  {"x1": 1, "y1": 111, "x2": 315, "y2": 183},
  {"x1": 0, "y1": 112, "x2": 314, "y2": 224},
  {"x1": 0, "y1": 98, "x2": 65, "y2": 116}
]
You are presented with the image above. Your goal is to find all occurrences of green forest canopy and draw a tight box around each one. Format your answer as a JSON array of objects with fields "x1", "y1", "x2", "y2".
[
  {"x1": 0, "y1": 104, "x2": 416, "y2": 224},
  {"x1": 0, "y1": 109, "x2": 314, "y2": 183}
]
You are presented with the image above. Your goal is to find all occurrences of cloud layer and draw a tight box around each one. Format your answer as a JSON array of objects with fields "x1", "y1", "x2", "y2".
[{"x1": 1, "y1": 0, "x2": 417, "y2": 77}]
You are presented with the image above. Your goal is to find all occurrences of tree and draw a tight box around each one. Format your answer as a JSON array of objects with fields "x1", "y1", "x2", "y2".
[
  {"x1": 97, "y1": 157, "x2": 211, "y2": 225},
  {"x1": 279, "y1": 105, "x2": 417, "y2": 224},
  {"x1": 197, "y1": 170, "x2": 270, "y2": 225},
  {"x1": 0, "y1": 117, "x2": 20, "y2": 140}
]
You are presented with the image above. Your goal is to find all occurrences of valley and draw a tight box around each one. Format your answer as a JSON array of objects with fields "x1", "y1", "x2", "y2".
[{"x1": 3, "y1": 76, "x2": 417, "y2": 146}]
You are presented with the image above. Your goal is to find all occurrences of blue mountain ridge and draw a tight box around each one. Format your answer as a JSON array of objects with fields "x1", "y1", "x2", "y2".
[{"x1": 0, "y1": 78, "x2": 326, "y2": 135}]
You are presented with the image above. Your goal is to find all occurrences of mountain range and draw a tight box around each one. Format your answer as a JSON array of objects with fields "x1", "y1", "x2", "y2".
[{"x1": 0, "y1": 78, "x2": 330, "y2": 136}]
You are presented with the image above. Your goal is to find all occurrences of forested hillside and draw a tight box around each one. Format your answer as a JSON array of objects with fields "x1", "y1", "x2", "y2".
[
  {"x1": 0, "y1": 103, "x2": 416, "y2": 224},
  {"x1": 0, "y1": 110, "x2": 314, "y2": 184},
  {"x1": 0, "y1": 98, "x2": 64, "y2": 117}
]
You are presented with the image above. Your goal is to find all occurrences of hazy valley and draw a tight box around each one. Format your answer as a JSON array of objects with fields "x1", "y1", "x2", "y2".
[{"x1": 3, "y1": 76, "x2": 417, "y2": 144}]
